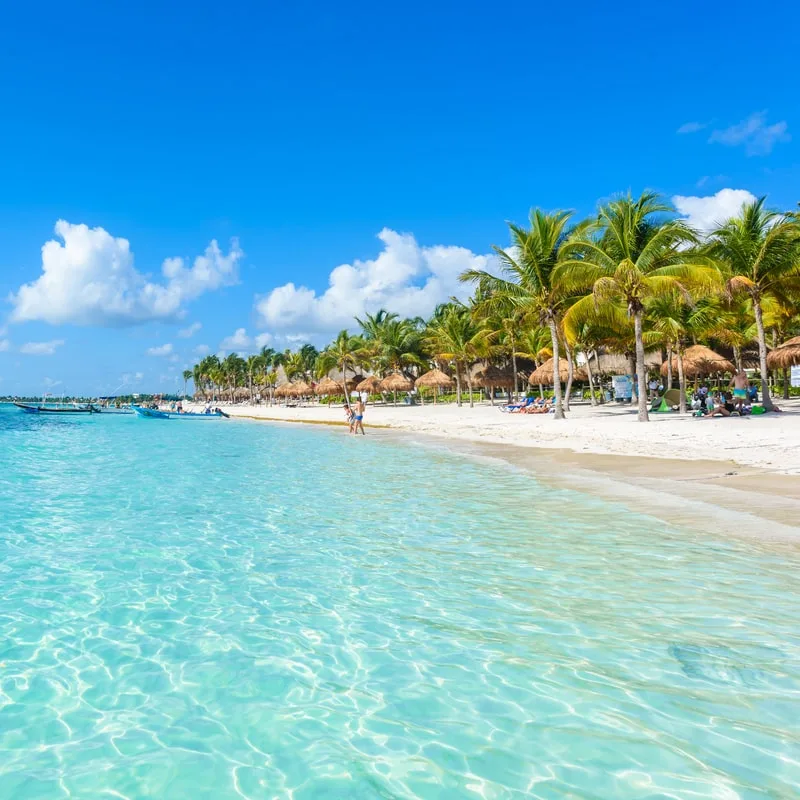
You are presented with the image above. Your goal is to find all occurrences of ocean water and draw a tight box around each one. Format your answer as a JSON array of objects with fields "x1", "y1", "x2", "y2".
[{"x1": 0, "y1": 404, "x2": 799, "y2": 799}]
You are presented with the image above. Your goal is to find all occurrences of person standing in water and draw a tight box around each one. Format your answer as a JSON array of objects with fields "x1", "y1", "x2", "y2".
[
  {"x1": 729, "y1": 369, "x2": 748, "y2": 412},
  {"x1": 352, "y1": 398, "x2": 366, "y2": 435}
]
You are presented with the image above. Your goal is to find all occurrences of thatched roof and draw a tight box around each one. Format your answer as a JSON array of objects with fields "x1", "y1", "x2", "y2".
[
  {"x1": 529, "y1": 358, "x2": 570, "y2": 385},
  {"x1": 592, "y1": 351, "x2": 662, "y2": 375},
  {"x1": 315, "y1": 377, "x2": 342, "y2": 395},
  {"x1": 291, "y1": 380, "x2": 313, "y2": 396},
  {"x1": 415, "y1": 368, "x2": 454, "y2": 389},
  {"x1": 660, "y1": 345, "x2": 735, "y2": 378},
  {"x1": 356, "y1": 375, "x2": 382, "y2": 393},
  {"x1": 767, "y1": 336, "x2": 800, "y2": 369},
  {"x1": 274, "y1": 383, "x2": 293, "y2": 397},
  {"x1": 473, "y1": 365, "x2": 516, "y2": 388},
  {"x1": 380, "y1": 372, "x2": 414, "y2": 392}
]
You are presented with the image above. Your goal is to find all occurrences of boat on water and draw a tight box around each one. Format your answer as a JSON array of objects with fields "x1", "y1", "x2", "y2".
[
  {"x1": 131, "y1": 405, "x2": 229, "y2": 419},
  {"x1": 14, "y1": 402, "x2": 100, "y2": 415}
]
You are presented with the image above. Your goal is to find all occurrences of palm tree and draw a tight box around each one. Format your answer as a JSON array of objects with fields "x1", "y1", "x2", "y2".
[
  {"x1": 646, "y1": 292, "x2": 718, "y2": 413},
  {"x1": 423, "y1": 304, "x2": 494, "y2": 407},
  {"x1": 705, "y1": 197, "x2": 800, "y2": 411},
  {"x1": 246, "y1": 354, "x2": 265, "y2": 402},
  {"x1": 558, "y1": 191, "x2": 716, "y2": 421},
  {"x1": 181, "y1": 369, "x2": 192, "y2": 399},
  {"x1": 461, "y1": 209, "x2": 575, "y2": 418},
  {"x1": 317, "y1": 330, "x2": 366, "y2": 406}
]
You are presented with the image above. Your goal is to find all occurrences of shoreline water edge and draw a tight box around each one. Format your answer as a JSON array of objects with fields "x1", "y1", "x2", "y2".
[{"x1": 184, "y1": 400, "x2": 800, "y2": 541}]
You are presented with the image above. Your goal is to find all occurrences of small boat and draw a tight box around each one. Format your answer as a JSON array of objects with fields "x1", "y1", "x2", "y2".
[
  {"x1": 14, "y1": 402, "x2": 98, "y2": 414},
  {"x1": 131, "y1": 405, "x2": 228, "y2": 420}
]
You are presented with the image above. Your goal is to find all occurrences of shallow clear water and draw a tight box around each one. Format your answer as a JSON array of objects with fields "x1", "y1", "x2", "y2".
[{"x1": 0, "y1": 404, "x2": 799, "y2": 799}]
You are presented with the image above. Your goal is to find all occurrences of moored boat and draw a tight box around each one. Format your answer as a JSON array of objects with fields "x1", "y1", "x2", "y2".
[
  {"x1": 131, "y1": 405, "x2": 227, "y2": 419},
  {"x1": 14, "y1": 402, "x2": 97, "y2": 414}
]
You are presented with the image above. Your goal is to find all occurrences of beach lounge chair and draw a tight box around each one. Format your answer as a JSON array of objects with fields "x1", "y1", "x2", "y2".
[{"x1": 501, "y1": 396, "x2": 534, "y2": 413}]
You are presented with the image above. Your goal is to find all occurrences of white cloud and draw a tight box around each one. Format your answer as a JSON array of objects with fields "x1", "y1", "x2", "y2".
[
  {"x1": 0, "y1": 339, "x2": 9, "y2": 352},
  {"x1": 709, "y1": 111, "x2": 790, "y2": 156},
  {"x1": 134, "y1": 371, "x2": 144, "y2": 381},
  {"x1": 178, "y1": 321, "x2": 202, "y2": 338},
  {"x1": 219, "y1": 327, "x2": 251, "y2": 353},
  {"x1": 20, "y1": 339, "x2": 64, "y2": 356},
  {"x1": 677, "y1": 121, "x2": 707, "y2": 134},
  {"x1": 9, "y1": 220, "x2": 242, "y2": 327},
  {"x1": 254, "y1": 333, "x2": 272, "y2": 349},
  {"x1": 193, "y1": 344, "x2": 210, "y2": 357},
  {"x1": 43, "y1": 377, "x2": 62, "y2": 388},
  {"x1": 255, "y1": 228, "x2": 492, "y2": 339},
  {"x1": 146, "y1": 343, "x2": 173, "y2": 357},
  {"x1": 672, "y1": 188, "x2": 757, "y2": 234}
]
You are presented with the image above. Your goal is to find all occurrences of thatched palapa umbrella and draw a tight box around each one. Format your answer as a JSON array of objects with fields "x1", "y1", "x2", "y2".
[
  {"x1": 274, "y1": 383, "x2": 292, "y2": 399},
  {"x1": 315, "y1": 377, "x2": 342, "y2": 398},
  {"x1": 380, "y1": 372, "x2": 414, "y2": 406},
  {"x1": 660, "y1": 345, "x2": 735, "y2": 380},
  {"x1": 290, "y1": 380, "x2": 312, "y2": 397},
  {"x1": 356, "y1": 375, "x2": 382, "y2": 396},
  {"x1": 528, "y1": 358, "x2": 570, "y2": 386},
  {"x1": 767, "y1": 336, "x2": 800, "y2": 369},
  {"x1": 415, "y1": 368, "x2": 454, "y2": 404},
  {"x1": 474, "y1": 365, "x2": 515, "y2": 405}
]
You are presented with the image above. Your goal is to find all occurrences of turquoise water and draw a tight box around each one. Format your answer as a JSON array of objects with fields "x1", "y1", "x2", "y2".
[{"x1": 1, "y1": 404, "x2": 799, "y2": 799}]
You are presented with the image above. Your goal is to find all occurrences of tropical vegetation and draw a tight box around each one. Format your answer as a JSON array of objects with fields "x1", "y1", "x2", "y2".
[{"x1": 186, "y1": 193, "x2": 800, "y2": 421}]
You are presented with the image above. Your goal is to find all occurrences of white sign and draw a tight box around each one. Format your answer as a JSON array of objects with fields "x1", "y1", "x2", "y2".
[
  {"x1": 791, "y1": 365, "x2": 800, "y2": 388},
  {"x1": 612, "y1": 374, "x2": 633, "y2": 400}
]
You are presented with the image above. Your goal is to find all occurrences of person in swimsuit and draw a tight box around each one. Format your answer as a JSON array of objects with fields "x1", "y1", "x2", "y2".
[
  {"x1": 352, "y1": 398, "x2": 366, "y2": 435},
  {"x1": 729, "y1": 369, "x2": 748, "y2": 412}
]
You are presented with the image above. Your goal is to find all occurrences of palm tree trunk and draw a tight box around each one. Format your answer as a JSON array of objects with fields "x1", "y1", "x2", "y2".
[
  {"x1": 341, "y1": 363, "x2": 350, "y2": 409},
  {"x1": 584, "y1": 352, "x2": 597, "y2": 406},
  {"x1": 593, "y1": 350, "x2": 604, "y2": 403},
  {"x1": 676, "y1": 346, "x2": 687, "y2": 414},
  {"x1": 666, "y1": 345, "x2": 673, "y2": 389},
  {"x1": 783, "y1": 368, "x2": 790, "y2": 400},
  {"x1": 733, "y1": 344, "x2": 742, "y2": 373},
  {"x1": 549, "y1": 319, "x2": 565, "y2": 419},
  {"x1": 511, "y1": 335, "x2": 518, "y2": 402},
  {"x1": 563, "y1": 338, "x2": 574, "y2": 412},
  {"x1": 455, "y1": 367, "x2": 462, "y2": 407},
  {"x1": 467, "y1": 370, "x2": 474, "y2": 409},
  {"x1": 752, "y1": 299, "x2": 774, "y2": 411},
  {"x1": 633, "y1": 310, "x2": 649, "y2": 421}
]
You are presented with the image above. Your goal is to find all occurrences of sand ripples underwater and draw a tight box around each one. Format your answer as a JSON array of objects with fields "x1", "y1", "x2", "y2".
[{"x1": 0, "y1": 405, "x2": 799, "y2": 798}]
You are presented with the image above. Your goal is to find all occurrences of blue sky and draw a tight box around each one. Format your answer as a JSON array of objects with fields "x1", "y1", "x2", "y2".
[{"x1": 1, "y1": 0, "x2": 797, "y2": 396}]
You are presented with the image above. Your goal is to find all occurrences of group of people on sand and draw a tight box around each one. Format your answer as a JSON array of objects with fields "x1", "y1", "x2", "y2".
[{"x1": 695, "y1": 370, "x2": 780, "y2": 417}]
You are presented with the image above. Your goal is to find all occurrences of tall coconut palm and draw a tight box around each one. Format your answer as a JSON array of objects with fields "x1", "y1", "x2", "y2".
[
  {"x1": 646, "y1": 292, "x2": 719, "y2": 413},
  {"x1": 246, "y1": 355, "x2": 265, "y2": 402},
  {"x1": 461, "y1": 208, "x2": 575, "y2": 418},
  {"x1": 317, "y1": 330, "x2": 366, "y2": 407},
  {"x1": 181, "y1": 369, "x2": 192, "y2": 399},
  {"x1": 558, "y1": 191, "x2": 716, "y2": 421},
  {"x1": 423, "y1": 304, "x2": 494, "y2": 407},
  {"x1": 705, "y1": 197, "x2": 800, "y2": 410}
]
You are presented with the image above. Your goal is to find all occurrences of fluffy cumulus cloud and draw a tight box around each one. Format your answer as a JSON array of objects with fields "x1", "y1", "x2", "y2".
[
  {"x1": 10, "y1": 221, "x2": 242, "y2": 327},
  {"x1": 672, "y1": 188, "x2": 757, "y2": 234},
  {"x1": 709, "y1": 111, "x2": 790, "y2": 156},
  {"x1": 146, "y1": 343, "x2": 173, "y2": 357},
  {"x1": 255, "y1": 228, "x2": 492, "y2": 339},
  {"x1": 0, "y1": 339, "x2": 9, "y2": 352},
  {"x1": 219, "y1": 328, "x2": 251, "y2": 353},
  {"x1": 193, "y1": 344, "x2": 211, "y2": 357},
  {"x1": 178, "y1": 322, "x2": 202, "y2": 338},
  {"x1": 20, "y1": 339, "x2": 64, "y2": 356}
]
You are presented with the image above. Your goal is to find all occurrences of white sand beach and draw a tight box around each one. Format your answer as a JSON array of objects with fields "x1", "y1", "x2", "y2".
[{"x1": 191, "y1": 398, "x2": 800, "y2": 474}]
